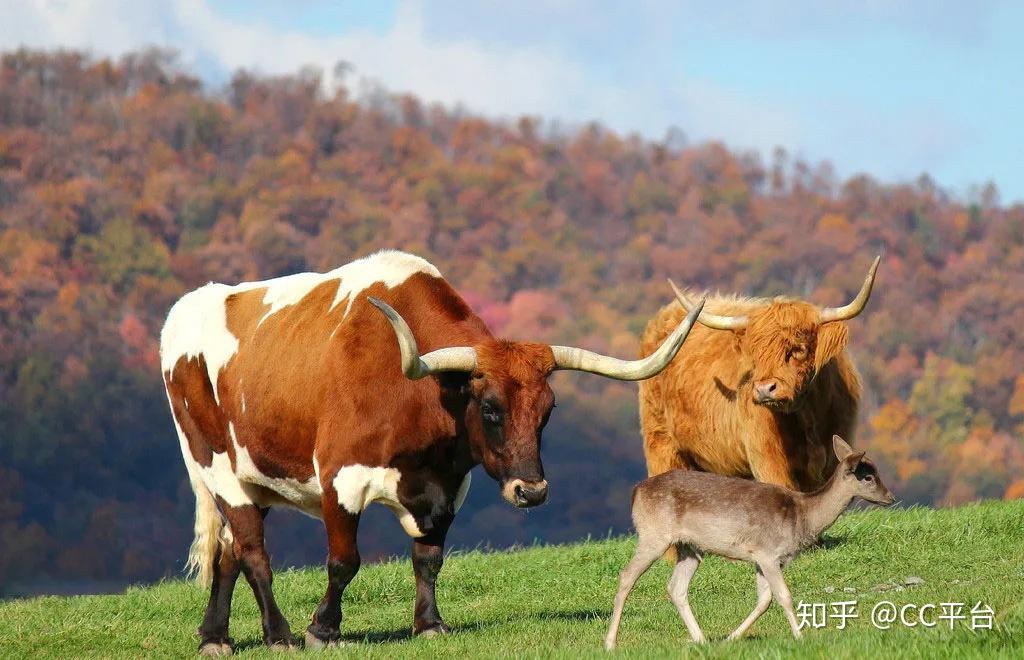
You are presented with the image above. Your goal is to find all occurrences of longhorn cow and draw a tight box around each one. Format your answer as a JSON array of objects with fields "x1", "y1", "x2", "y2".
[{"x1": 161, "y1": 250, "x2": 703, "y2": 653}]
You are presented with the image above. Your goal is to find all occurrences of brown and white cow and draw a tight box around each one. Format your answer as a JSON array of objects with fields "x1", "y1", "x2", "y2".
[
  {"x1": 160, "y1": 250, "x2": 703, "y2": 654},
  {"x1": 638, "y1": 258, "x2": 879, "y2": 494}
]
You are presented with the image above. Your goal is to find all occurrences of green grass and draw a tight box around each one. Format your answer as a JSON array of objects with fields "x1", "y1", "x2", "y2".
[{"x1": 2, "y1": 501, "x2": 1022, "y2": 659}]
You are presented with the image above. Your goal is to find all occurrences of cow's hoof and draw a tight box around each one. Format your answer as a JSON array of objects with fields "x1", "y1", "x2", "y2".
[
  {"x1": 198, "y1": 642, "x2": 232, "y2": 656},
  {"x1": 415, "y1": 623, "x2": 451, "y2": 638},
  {"x1": 268, "y1": 640, "x2": 297, "y2": 652},
  {"x1": 304, "y1": 630, "x2": 347, "y2": 649}
]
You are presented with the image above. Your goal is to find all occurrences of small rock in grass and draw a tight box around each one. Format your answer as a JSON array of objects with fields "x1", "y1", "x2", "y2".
[
  {"x1": 843, "y1": 587, "x2": 856, "y2": 593},
  {"x1": 824, "y1": 586, "x2": 835, "y2": 593},
  {"x1": 904, "y1": 576, "x2": 925, "y2": 586}
]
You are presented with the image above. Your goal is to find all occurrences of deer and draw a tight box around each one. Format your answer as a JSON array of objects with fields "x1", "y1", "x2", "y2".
[{"x1": 605, "y1": 435, "x2": 894, "y2": 649}]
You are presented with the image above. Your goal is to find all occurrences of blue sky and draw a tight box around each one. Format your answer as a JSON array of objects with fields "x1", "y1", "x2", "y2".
[{"x1": 4, "y1": 1, "x2": 1023, "y2": 202}]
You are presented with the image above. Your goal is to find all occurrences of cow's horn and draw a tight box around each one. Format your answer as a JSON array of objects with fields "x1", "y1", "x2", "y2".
[
  {"x1": 550, "y1": 297, "x2": 705, "y2": 380},
  {"x1": 368, "y1": 297, "x2": 477, "y2": 378},
  {"x1": 818, "y1": 256, "x2": 881, "y2": 323},
  {"x1": 668, "y1": 279, "x2": 748, "y2": 330}
]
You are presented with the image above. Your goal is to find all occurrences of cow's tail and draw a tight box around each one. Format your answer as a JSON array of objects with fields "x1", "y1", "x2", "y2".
[{"x1": 185, "y1": 472, "x2": 224, "y2": 587}]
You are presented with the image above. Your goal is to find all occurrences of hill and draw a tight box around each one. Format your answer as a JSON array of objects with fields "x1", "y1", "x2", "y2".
[
  {"x1": 1, "y1": 501, "x2": 1021, "y2": 658},
  {"x1": 2, "y1": 48, "x2": 1024, "y2": 594}
]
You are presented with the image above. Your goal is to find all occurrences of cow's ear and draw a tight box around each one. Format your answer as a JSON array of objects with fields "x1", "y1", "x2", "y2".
[{"x1": 814, "y1": 321, "x2": 849, "y2": 372}]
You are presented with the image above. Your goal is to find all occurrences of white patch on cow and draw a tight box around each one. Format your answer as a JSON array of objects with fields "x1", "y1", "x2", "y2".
[
  {"x1": 159, "y1": 250, "x2": 442, "y2": 406},
  {"x1": 160, "y1": 282, "x2": 240, "y2": 406},
  {"x1": 254, "y1": 271, "x2": 336, "y2": 327},
  {"x1": 454, "y1": 472, "x2": 472, "y2": 513},
  {"x1": 332, "y1": 465, "x2": 424, "y2": 537},
  {"x1": 201, "y1": 450, "x2": 253, "y2": 508},
  {"x1": 328, "y1": 250, "x2": 441, "y2": 317},
  {"x1": 240, "y1": 394, "x2": 246, "y2": 414},
  {"x1": 167, "y1": 407, "x2": 250, "y2": 509},
  {"x1": 227, "y1": 423, "x2": 322, "y2": 516}
]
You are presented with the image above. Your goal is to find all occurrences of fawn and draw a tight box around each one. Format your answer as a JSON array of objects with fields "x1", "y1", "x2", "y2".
[{"x1": 605, "y1": 435, "x2": 894, "y2": 649}]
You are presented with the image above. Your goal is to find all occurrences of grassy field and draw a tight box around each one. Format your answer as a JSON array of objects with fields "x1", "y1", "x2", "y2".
[{"x1": 1, "y1": 500, "x2": 1022, "y2": 659}]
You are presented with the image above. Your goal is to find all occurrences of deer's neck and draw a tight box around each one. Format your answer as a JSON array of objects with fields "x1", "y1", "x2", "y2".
[{"x1": 800, "y1": 471, "x2": 853, "y2": 540}]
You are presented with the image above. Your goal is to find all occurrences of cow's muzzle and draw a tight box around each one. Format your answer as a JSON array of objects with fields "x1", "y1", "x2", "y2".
[{"x1": 502, "y1": 478, "x2": 548, "y2": 508}]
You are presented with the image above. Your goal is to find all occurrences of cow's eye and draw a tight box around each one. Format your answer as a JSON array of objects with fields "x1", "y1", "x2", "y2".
[
  {"x1": 789, "y1": 345, "x2": 807, "y2": 360},
  {"x1": 481, "y1": 401, "x2": 503, "y2": 426}
]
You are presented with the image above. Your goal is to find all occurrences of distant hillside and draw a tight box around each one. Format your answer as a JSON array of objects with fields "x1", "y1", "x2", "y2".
[
  {"x1": 1, "y1": 49, "x2": 1023, "y2": 595},
  {"x1": 1, "y1": 502, "x2": 1021, "y2": 658}
]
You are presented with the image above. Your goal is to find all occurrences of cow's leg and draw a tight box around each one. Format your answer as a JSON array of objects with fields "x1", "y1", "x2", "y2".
[
  {"x1": 198, "y1": 535, "x2": 241, "y2": 656},
  {"x1": 306, "y1": 498, "x2": 360, "y2": 648},
  {"x1": 412, "y1": 516, "x2": 454, "y2": 636},
  {"x1": 220, "y1": 502, "x2": 293, "y2": 649},
  {"x1": 640, "y1": 382, "x2": 694, "y2": 478},
  {"x1": 745, "y1": 417, "x2": 797, "y2": 489}
]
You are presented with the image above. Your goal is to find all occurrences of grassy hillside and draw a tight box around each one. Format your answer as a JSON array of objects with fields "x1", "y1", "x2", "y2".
[{"x1": 1, "y1": 501, "x2": 1021, "y2": 659}]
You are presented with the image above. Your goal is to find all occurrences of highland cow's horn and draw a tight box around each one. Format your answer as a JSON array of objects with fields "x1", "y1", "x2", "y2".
[
  {"x1": 369, "y1": 297, "x2": 477, "y2": 378},
  {"x1": 818, "y1": 256, "x2": 881, "y2": 323},
  {"x1": 668, "y1": 279, "x2": 748, "y2": 330},
  {"x1": 551, "y1": 297, "x2": 705, "y2": 380}
]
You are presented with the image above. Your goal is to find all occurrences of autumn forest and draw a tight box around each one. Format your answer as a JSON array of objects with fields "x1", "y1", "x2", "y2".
[{"x1": 1, "y1": 50, "x2": 1022, "y2": 596}]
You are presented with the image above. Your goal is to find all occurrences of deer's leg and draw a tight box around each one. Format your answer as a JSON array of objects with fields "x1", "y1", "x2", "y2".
[
  {"x1": 727, "y1": 565, "x2": 772, "y2": 640},
  {"x1": 198, "y1": 532, "x2": 241, "y2": 656},
  {"x1": 667, "y1": 544, "x2": 705, "y2": 642},
  {"x1": 604, "y1": 535, "x2": 668, "y2": 650},
  {"x1": 760, "y1": 562, "x2": 802, "y2": 639},
  {"x1": 306, "y1": 493, "x2": 361, "y2": 648},
  {"x1": 220, "y1": 502, "x2": 293, "y2": 649}
]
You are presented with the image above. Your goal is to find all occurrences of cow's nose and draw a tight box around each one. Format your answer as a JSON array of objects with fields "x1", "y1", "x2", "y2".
[
  {"x1": 502, "y1": 478, "x2": 548, "y2": 508},
  {"x1": 754, "y1": 380, "x2": 778, "y2": 402}
]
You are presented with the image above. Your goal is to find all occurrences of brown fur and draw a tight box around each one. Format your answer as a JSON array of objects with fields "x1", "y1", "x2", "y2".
[
  {"x1": 639, "y1": 294, "x2": 862, "y2": 493},
  {"x1": 164, "y1": 355, "x2": 230, "y2": 467}
]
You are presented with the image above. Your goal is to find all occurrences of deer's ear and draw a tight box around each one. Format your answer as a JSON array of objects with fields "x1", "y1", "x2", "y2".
[
  {"x1": 832, "y1": 434, "x2": 856, "y2": 461},
  {"x1": 815, "y1": 322, "x2": 849, "y2": 372}
]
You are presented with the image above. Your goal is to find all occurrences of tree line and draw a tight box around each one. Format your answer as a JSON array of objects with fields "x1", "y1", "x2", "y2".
[{"x1": 1, "y1": 49, "x2": 1021, "y2": 595}]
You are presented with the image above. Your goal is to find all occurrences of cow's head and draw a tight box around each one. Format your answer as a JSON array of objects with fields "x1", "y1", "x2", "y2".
[
  {"x1": 670, "y1": 257, "x2": 879, "y2": 411},
  {"x1": 369, "y1": 296, "x2": 704, "y2": 508}
]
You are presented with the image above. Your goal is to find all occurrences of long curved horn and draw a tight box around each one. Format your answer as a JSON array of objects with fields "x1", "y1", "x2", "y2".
[
  {"x1": 667, "y1": 279, "x2": 748, "y2": 330},
  {"x1": 368, "y1": 297, "x2": 477, "y2": 379},
  {"x1": 818, "y1": 256, "x2": 881, "y2": 323},
  {"x1": 551, "y1": 297, "x2": 705, "y2": 381}
]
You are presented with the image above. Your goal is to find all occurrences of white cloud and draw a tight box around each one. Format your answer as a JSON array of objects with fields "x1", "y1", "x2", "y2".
[{"x1": 0, "y1": 0, "x2": 803, "y2": 156}]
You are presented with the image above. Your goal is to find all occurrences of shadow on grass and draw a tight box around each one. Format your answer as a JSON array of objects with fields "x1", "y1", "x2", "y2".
[
  {"x1": 815, "y1": 534, "x2": 848, "y2": 550},
  {"x1": 338, "y1": 608, "x2": 610, "y2": 645}
]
